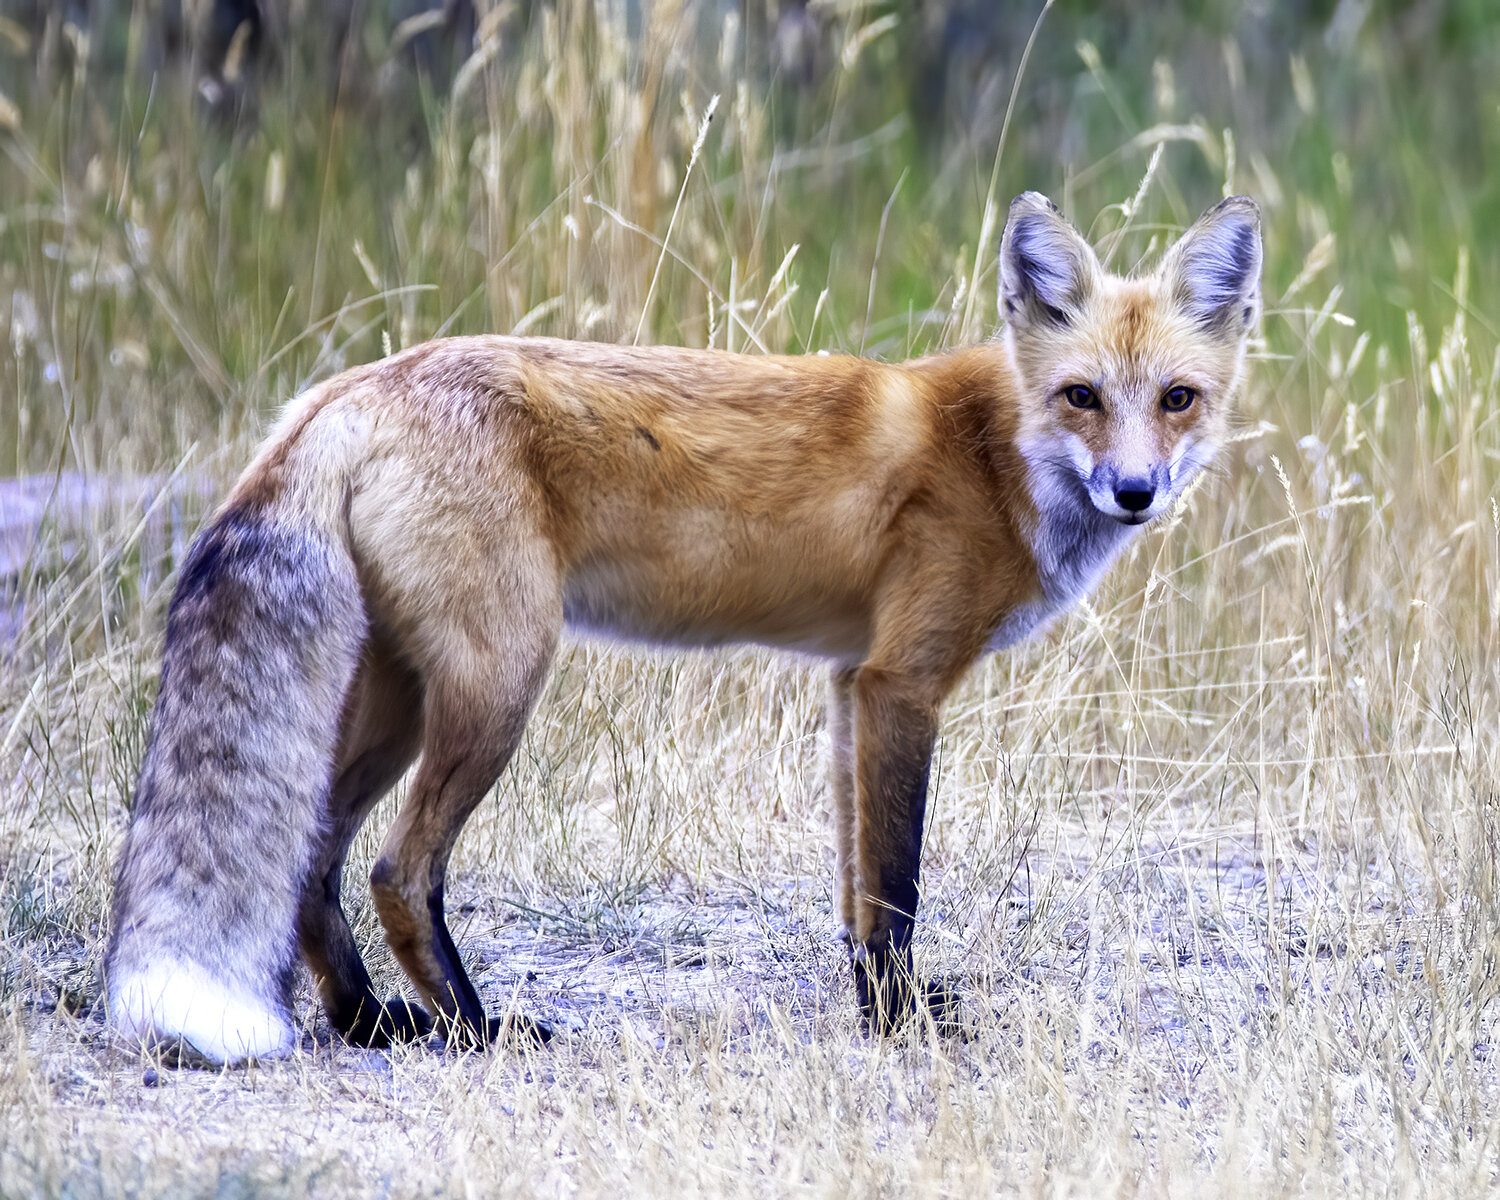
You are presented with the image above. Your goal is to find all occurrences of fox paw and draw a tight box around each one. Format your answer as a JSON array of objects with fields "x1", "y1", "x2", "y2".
[
  {"x1": 341, "y1": 996, "x2": 434, "y2": 1048},
  {"x1": 434, "y1": 1011, "x2": 553, "y2": 1053},
  {"x1": 851, "y1": 947, "x2": 963, "y2": 1039},
  {"x1": 485, "y1": 1012, "x2": 554, "y2": 1048}
]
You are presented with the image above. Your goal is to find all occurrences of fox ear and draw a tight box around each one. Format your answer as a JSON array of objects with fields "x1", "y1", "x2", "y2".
[
  {"x1": 999, "y1": 193, "x2": 1101, "y2": 330},
  {"x1": 1162, "y1": 196, "x2": 1263, "y2": 332}
]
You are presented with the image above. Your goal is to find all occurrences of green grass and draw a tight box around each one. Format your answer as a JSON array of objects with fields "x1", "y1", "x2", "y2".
[{"x1": 4, "y1": 2, "x2": 1500, "y2": 1195}]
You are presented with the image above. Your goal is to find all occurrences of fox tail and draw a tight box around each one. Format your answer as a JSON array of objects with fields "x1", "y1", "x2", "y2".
[{"x1": 105, "y1": 405, "x2": 366, "y2": 1064}]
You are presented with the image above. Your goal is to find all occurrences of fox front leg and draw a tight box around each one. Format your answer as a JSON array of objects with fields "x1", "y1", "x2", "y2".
[{"x1": 841, "y1": 664, "x2": 940, "y2": 1034}]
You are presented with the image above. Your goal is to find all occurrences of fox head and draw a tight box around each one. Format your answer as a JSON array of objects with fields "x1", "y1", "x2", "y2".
[{"x1": 999, "y1": 192, "x2": 1261, "y2": 527}]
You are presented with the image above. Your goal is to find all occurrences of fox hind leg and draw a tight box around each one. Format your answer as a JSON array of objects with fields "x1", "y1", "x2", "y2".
[
  {"x1": 367, "y1": 580, "x2": 560, "y2": 1051},
  {"x1": 298, "y1": 644, "x2": 430, "y2": 1047},
  {"x1": 369, "y1": 663, "x2": 556, "y2": 1049}
]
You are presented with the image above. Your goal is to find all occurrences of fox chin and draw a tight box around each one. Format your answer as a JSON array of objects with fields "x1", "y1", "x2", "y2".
[{"x1": 105, "y1": 192, "x2": 1261, "y2": 1063}]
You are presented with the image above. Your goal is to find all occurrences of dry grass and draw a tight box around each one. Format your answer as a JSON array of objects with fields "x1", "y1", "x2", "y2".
[{"x1": 4, "y1": 2, "x2": 1500, "y2": 1196}]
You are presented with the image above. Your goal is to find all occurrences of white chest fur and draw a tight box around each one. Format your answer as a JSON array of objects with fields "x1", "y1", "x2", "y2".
[{"x1": 986, "y1": 471, "x2": 1137, "y2": 652}]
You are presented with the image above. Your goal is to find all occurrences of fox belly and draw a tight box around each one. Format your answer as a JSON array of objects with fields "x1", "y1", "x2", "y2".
[{"x1": 559, "y1": 535, "x2": 879, "y2": 659}]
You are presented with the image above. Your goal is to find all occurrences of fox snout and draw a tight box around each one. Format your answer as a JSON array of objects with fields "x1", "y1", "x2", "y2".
[
  {"x1": 1089, "y1": 462, "x2": 1168, "y2": 525},
  {"x1": 1050, "y1": 422, "x2": 1186, "y2": 526},
  {"x1": 1113, "y1": 479, "x2": 1154, "y2": 514}
]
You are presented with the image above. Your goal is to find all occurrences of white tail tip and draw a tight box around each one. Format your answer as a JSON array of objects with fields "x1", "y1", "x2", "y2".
[{"x1": 108, "y1": 962, "x2": 295, "y2": 1064}]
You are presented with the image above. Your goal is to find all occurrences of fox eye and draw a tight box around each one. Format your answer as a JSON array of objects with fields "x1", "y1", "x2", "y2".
[
  {"x1": 1162, "y1": 386, "x2": 1196, "y2": 412},
  {"x1": 1063, "y1": 384, "x2": 1099, "y2": 410}
]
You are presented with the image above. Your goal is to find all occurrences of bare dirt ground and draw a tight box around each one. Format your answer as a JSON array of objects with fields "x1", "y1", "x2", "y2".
[{"x1": 8, "y1": 802, "x2": 1494, "y2": 1196}]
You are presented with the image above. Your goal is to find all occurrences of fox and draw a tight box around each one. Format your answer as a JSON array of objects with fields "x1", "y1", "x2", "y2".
[{"x1": 104, "y1": 192, "x2": 1262, "y2": 1064}]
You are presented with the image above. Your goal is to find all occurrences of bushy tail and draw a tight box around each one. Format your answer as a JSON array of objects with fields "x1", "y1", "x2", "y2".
[{"x1": 105, "y1": 498, "x2": 366, "y2": 1064}]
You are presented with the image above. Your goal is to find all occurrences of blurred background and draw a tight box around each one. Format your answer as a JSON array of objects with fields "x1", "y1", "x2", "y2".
[{"x1": 1, "y1": 0, "x2": 1497, "y2": 477}]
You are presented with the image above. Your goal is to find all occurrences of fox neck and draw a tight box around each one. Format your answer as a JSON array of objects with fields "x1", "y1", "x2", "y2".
[
  {"x1": 981, "y1": 438, "x2": 1140, "y2": 655},
  {"x1": 1021, "y1": 448, "x2": 1140, "y2": 607}
]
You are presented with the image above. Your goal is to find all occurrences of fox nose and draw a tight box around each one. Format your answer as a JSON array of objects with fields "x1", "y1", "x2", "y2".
[{"x1": 1114, "y1": 480, "x2": 1155, "y2": 513}]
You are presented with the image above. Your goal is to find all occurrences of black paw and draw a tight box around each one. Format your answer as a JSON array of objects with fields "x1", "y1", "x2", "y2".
[
  {"x1": 342, "y1": 997, "x2": 435, "y2": 1048},
  {"x1": 485, "y1": 1013, "x2": 554, "y2": 1048},
  {"x1": 852, "y1": 942, "x2": 916, "y2": 1036},
  {"x1": 918, "y1": 977, "x2": 966, "y2": 1040},
  {"x1": 435, "y1": 1010, "x2": 554, "y2": 1053},
  {"x1": 852, "y1": 947, "x2": 963, "y2": 1039}
]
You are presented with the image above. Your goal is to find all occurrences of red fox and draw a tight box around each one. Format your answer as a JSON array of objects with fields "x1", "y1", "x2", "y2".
[{"x1": 105, "y1": 193, "x2": 1261, "y2": 1063}]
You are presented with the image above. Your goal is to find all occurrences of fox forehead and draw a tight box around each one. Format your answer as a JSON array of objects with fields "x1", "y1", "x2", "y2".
[{"x1": 1015, "y1": 277, "x2": 1247, "y2": 400}]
